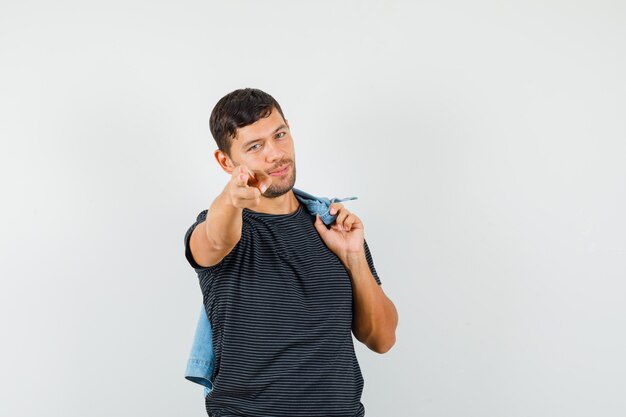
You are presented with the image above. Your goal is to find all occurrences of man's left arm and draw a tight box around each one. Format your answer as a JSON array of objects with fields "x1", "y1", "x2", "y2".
[
  {"x1": 313, "y1": 203, "x2": 399, "y2": 354},
  {"x1": 344, "y1": 250, "x2": 398, "y2": 353}
]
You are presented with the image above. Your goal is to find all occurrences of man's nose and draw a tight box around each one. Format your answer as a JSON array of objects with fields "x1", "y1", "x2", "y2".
[{"x1": 264, "y1": 141, "x2": 284, "y2": 162}]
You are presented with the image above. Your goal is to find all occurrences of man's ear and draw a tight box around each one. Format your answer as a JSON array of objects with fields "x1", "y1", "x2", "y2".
[{"x1": 214, "y1": 149, "x2": 235, "y2": 174}]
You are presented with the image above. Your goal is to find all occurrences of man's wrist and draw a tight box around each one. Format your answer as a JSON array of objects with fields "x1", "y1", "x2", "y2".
[{"x1": 343, "y1": 251, "x2": 368, "y2": 272}]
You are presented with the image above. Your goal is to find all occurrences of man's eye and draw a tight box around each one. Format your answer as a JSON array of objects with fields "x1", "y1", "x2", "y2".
[
  {"x1": 276, "y1": 132, "x2": 286, "y2": 138},
  {"x1": 248, "y1": 144, "x2": 261, "y2": 151}
]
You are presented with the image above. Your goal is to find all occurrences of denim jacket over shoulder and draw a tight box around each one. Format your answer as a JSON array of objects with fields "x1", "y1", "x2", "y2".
[{"x1": 185, "y1": 187, "x2": 357, "y2": 396}]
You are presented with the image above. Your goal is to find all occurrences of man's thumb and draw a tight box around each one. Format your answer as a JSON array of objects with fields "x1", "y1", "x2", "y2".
[{"x1": 314, "y1": 214, "x2": 327, "y2": 235}]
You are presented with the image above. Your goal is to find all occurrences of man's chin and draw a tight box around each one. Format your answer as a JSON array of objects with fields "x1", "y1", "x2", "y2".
[
  {"x1": 263, "y1": 185, "x2": 294, "y2": 199},
  {"x1": 263, "y1": 176, "x2": 296, "y2": 198},
  {"x1": 262, "y1": 167, "x2": 296, "y2": 198}
]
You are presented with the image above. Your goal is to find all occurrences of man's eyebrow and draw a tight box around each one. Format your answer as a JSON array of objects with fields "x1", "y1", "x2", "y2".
[{"x1": 241, "y1": 124, "x2": 287, "y2": 148}]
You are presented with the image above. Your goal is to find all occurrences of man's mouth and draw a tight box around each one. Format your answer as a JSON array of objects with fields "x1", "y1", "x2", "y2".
[{"x1": 270, "y1": 164, "x2": 289, "y2": 176}]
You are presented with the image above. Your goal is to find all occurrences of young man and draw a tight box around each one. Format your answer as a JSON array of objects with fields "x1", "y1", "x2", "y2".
[{"x1": 184, "y1": 88, "x2": 398, "y2": 417}]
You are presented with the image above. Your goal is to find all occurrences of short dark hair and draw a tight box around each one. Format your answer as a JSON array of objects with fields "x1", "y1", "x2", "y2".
[{"x1": 209, "y1": 88, "x2": 286, "y2": 157}]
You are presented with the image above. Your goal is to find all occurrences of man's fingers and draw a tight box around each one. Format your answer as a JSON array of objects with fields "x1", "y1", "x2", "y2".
[
  {"x1": 254, "y1": 169, "x2": 272, "y2": 192},
  {"x1": 232, "y1": 165, "x2": 273, "y2": 193},
  {"x1": 329, "y1": 203, "x2": 344, "y2": 215},
  {"x1": 259, "y1": 177, "x2": 272, "y2": 193},
  {"x1": 332, "y1": 204, "x2": 350, "y2": 229},
  {"x1": 237, "y1": 173, "x2": 247, "y2": 187},
  {"x1": 234, "y1": 165, "x2": 250, "y2": 187},
  {"x1": 231, "y1": 186, "x2": 261, "y2": 208},
  {"x1": 243, "y1": 166, "x2": 256, "y2": 186},
  {"x1": 239, "y1": 186, "x2": 261, "y2": 201},
  {"x1": 247, "y1": 168, "x2": 273, "y2": 193},
  {"x1": 314, "y1": 214, "x2": 330, "y2": 238},
  {"x1": 343, "y1": 214, "x2": 359, "y2": 232},
  {"x1": 328, "y1": 203, "x2": 361, "y2": 232}
]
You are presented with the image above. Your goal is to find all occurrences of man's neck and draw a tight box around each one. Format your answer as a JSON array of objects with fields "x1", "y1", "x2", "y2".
[{"x1": 252, "y1": 190, "x2": 300, "y2": 215}]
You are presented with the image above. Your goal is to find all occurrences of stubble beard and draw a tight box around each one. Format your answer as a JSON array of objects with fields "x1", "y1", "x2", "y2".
[{"x1": 263, "y1": 162, "x2": 296, "y2": 198}]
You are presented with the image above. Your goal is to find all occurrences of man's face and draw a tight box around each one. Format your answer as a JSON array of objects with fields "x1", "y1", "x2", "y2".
[{"x1": 227, "y1": 107, "x2": 296, "y2": 198}]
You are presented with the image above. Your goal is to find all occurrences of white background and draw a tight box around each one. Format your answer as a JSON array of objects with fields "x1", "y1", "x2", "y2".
[{"x1": 1, "y1": 1, "x2": 625, "y2": 416}]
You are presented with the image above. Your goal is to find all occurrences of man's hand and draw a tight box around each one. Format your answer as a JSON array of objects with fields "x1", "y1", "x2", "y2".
[
  {"x1": 313, "y1": 202, "x2": 366, "y2": 266},
  {"x1": 226, "y1": 165, "x2": 272, "y2": 209}
]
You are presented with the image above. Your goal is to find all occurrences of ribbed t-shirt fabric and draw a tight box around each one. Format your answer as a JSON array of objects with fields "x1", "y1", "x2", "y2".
[{"x1": 184, "y1": 202, "x2": 382, "y2": 417}]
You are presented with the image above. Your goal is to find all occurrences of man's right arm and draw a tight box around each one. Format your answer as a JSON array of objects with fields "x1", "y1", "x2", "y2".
[
  {"x1": 188, "y1": 165, "x2": 272, "y2": 268},
  {"x1": 189, "y1": 190, "x2": 243, "y2": 268}
]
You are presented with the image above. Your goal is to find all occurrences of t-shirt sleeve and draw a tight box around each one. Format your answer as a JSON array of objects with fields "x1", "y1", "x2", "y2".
[
  {"x1": 184, "y1": 209, "x2": 251, "y2": 275},
  {"x1": 363, "y1": 238, "x2": 382, "y2": 286},
  {"x1": 184, "y1": 210, "x2": 214, "y2": 273}
]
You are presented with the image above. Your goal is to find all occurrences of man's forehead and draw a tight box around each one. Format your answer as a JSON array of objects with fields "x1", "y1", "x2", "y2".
[{"x1": 235, "y1": 110, "x2": 287, "y2": 143}]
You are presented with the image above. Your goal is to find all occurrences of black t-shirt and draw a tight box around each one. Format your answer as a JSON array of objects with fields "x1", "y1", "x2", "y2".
[{"x1": 184, "y1": 202, "x2": 382, "y2": 417}]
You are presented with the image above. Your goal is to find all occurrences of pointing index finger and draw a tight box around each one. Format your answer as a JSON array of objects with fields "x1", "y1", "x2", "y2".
[{"x1": 246, "y1": 167, "x2": 273, "y2": 194}]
